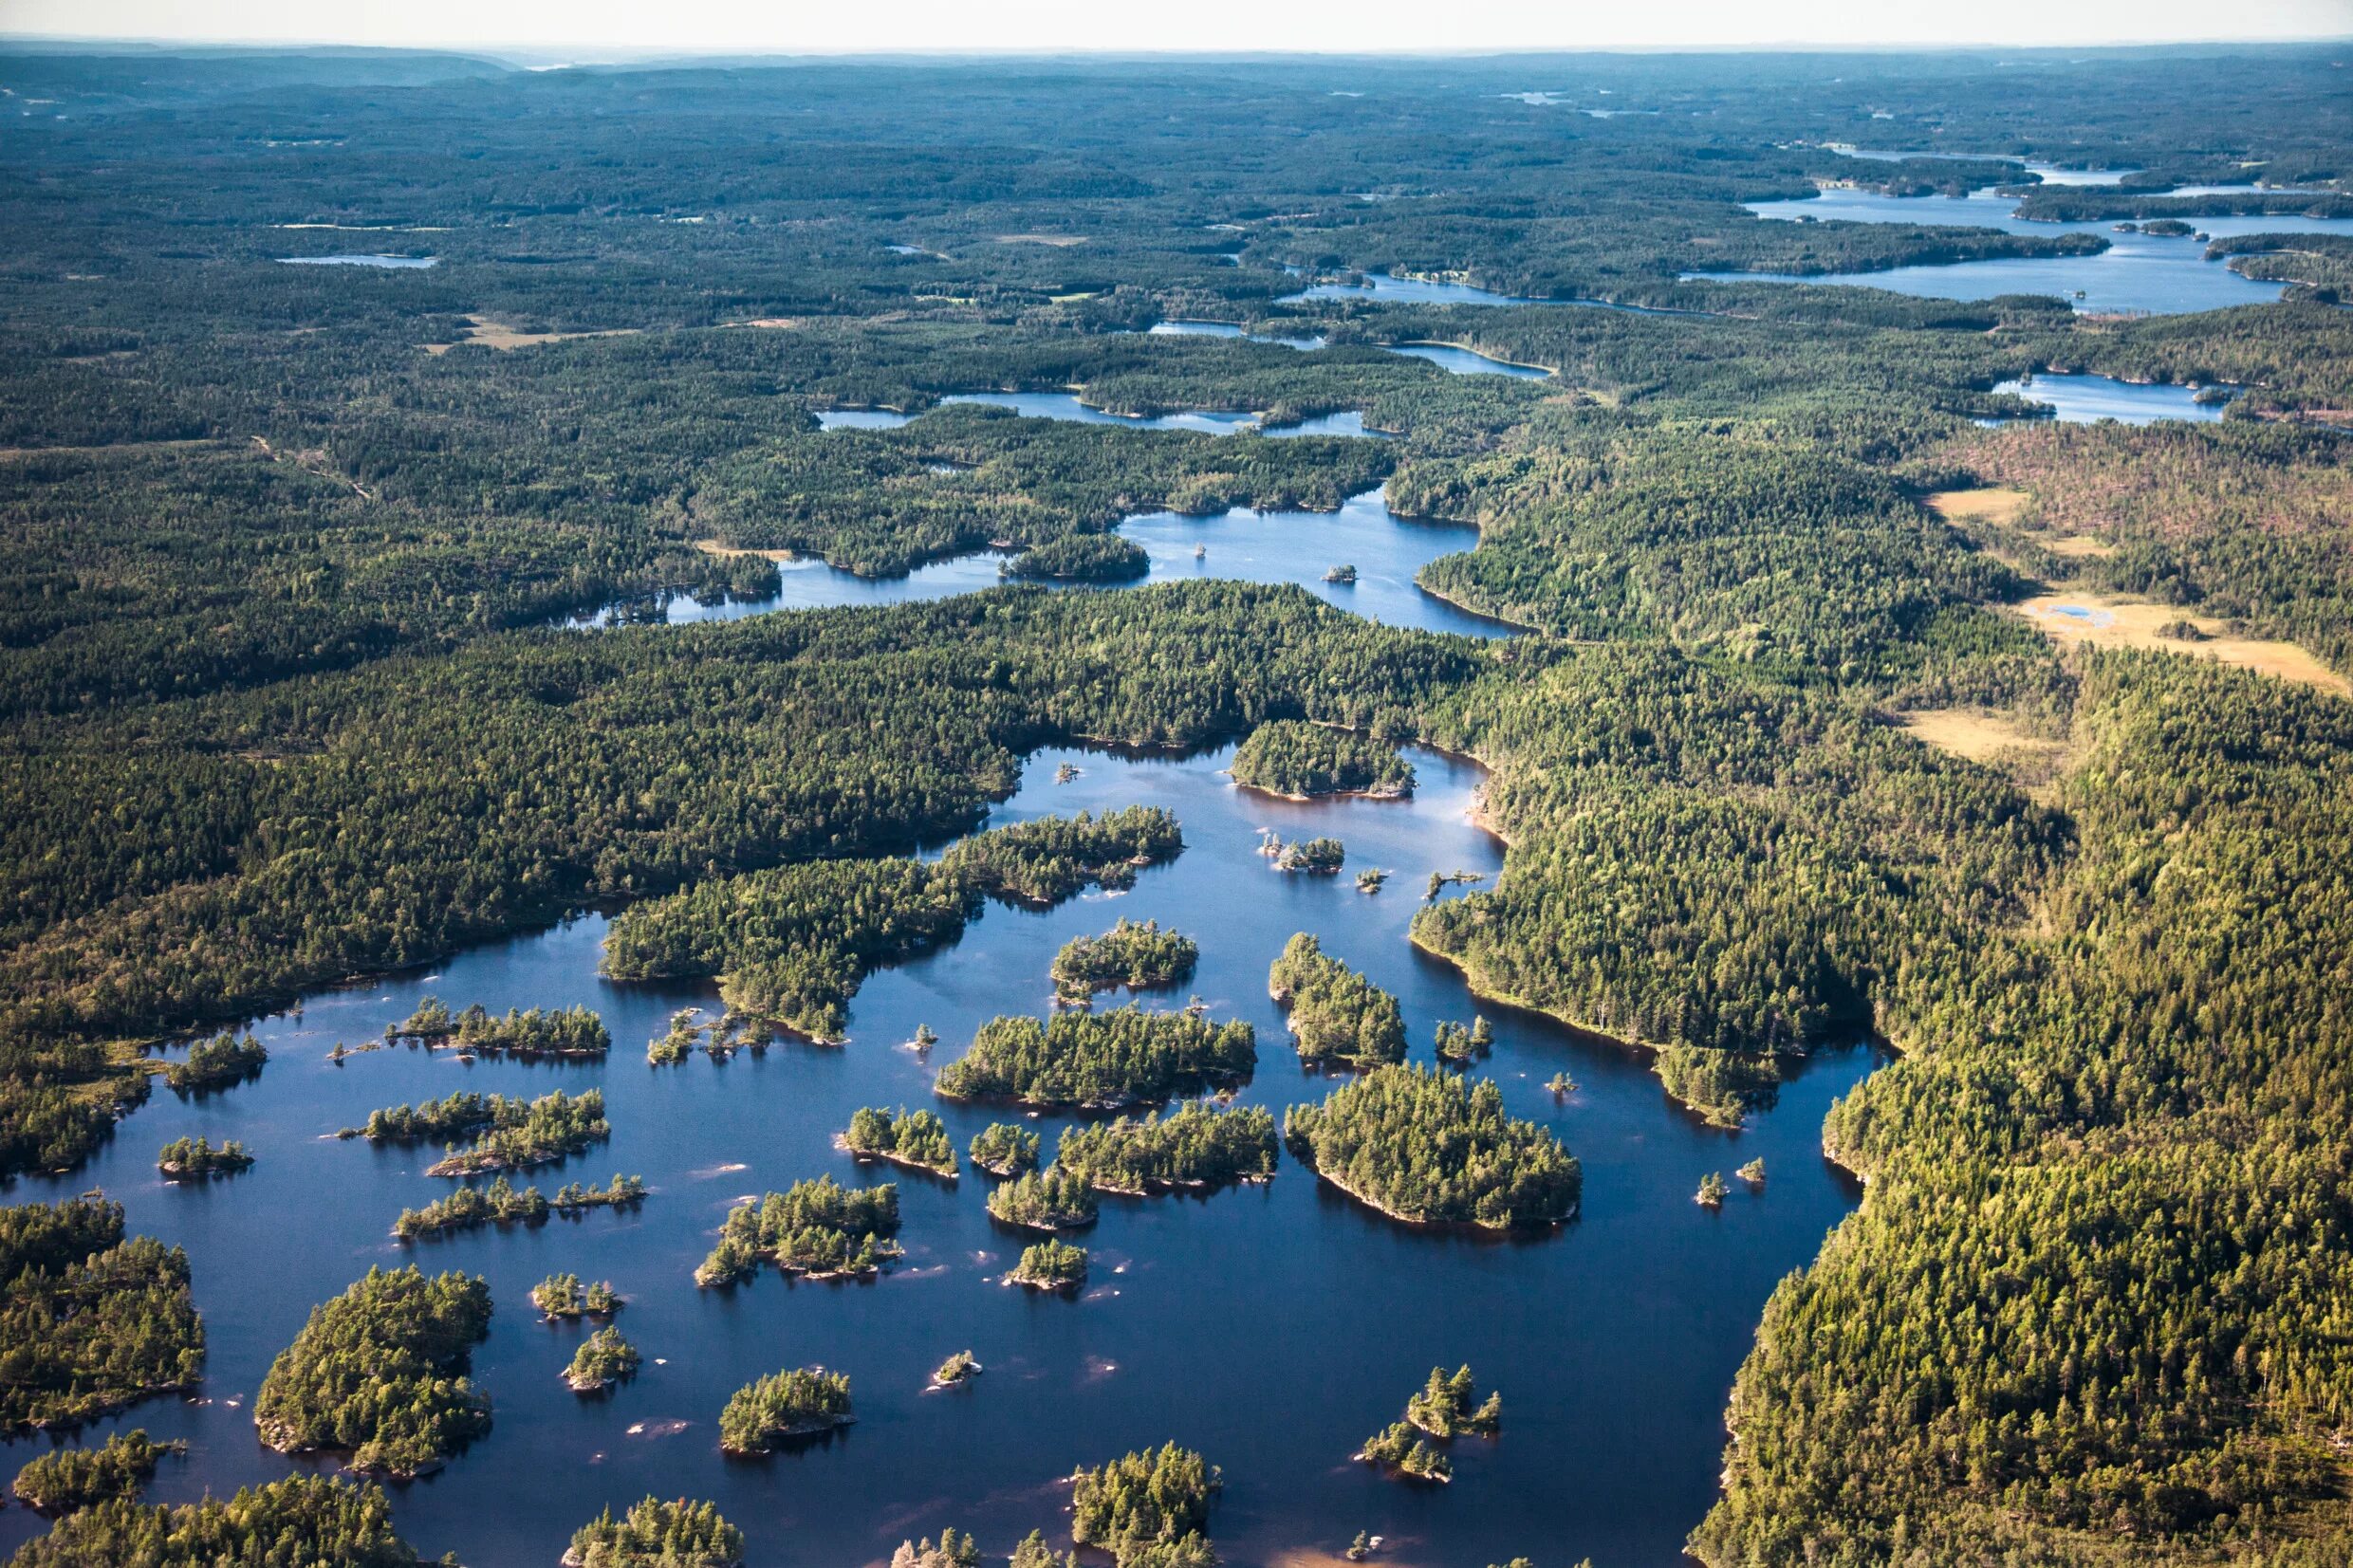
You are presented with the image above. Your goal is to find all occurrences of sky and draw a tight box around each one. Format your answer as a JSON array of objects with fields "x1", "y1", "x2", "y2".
[{"x1": 5, "y1": 0, "x2": 2349, "y2": 58}]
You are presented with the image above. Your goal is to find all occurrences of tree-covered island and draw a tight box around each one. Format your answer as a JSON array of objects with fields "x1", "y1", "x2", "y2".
[
  {"x1": 717, "y1": 1368, "x2": 854, "y2": 1453},
  {"x1": 0, "y1": 1193, "x2": 205, "y2": 1431},
  {"x1": 1054, "y1": 1101, "x2": 1278, "y2": 1193},
  {"x1": 969, "y1": 1121, "x2": 1043, "y2": 1177},
  {"x1": 562, "y1": 1326, "x2": 641, "y2": 1393},
  {"x1": 695, "y1": 1176, "x2": 902, "y2": 1285},
  {"x1": 157, "y1": 1135, "x2": 251, "y2": 1180},
  {"x1": 1269, "y1": 933, "x2": 1408, "y2": 1068},
  {"x1": 936, "y1": 1005, "x2": 1256, "y2": 1110},
  {"x1": 1285, "y1": 1066, "x2": 1580, "y2": 1228},
  {"x1": 565, "y1": 1497, "x2": 746, "y2": 1568},
  {"x1": 1007, "y1": 1239, "x2": 1090, "y2": 1291},
  {"x1": 843, "y1": 1106, "x2": 961, "y2": 1177},
  {"x1": 422, "y1": 1088, "x2": 609, "y2": 1177},
  {"x1": 985, "y1": 1168, "x2": 1101, "y2": 1231},
  {"x1": 1050, "y1": 919, "x2": 1200, "y2": 1002},
  {"x1": 1232, "y1": 720, "x2": 1416, "y2": 799},
  {"x1": 1069, "y1": 1444, "x2": 1220, "y2": 1566},
  {"x1": 252, "y1": 1265, "x2": 492, "y2": 1477},
  {"x1": 388, "y1": 999, "x2": 611, "y2": 1058}
]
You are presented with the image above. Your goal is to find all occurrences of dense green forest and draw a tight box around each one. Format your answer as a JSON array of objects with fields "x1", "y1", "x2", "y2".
[
  {"x1": 6, "y1": 1477, "x2": 427, "y2": 1568},
  {"x1": 0, "y1": 1193, "x2": 204, "y2": 1430},
  {"x1": 567, "y1": 1498, "x2": 745, "y2": 1568},
  {"x1": 717, "y1": 1369, "x2": 855, "y2": 1453},
  {"x1": 9, "y1": 1429, "x2": 180, "y2": 1515},
  {"x1": 2, "y1": 38, "x2": 2350, "y2": 1568}
]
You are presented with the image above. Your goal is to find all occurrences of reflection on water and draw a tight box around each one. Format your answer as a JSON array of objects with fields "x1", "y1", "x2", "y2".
[
  {"x1": 0, "y1": 738, "x2": 1879, "y2": 1568},
  {"x1": 1984, "y1": 373, "x2": 2227, "y2": 426},
  {"x1": 1388, "y1": 342, "x2": 1551, "y2": 379}
]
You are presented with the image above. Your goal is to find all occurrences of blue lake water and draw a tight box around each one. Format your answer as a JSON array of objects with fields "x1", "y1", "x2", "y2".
[
  {"x1": 1701, "y1": 187, "x2": 2353, "y2": 313},
  {"x1": 1388, "y1": 343, "x2": 1551, "y2": 379},
  {"x1": 277, "y1": 254, "x2": 440, "y2": 268},
  {"x1": 0, "y1": 730, "x2": 1878, "y2": 1568},
  {"x1": 1147, "y1": 321, "x2": 1328, "y2": 350},
  {"x1": 573, "y1": 490, "x2": 1503, "y2": 639},
  {"x1": 1823, "y1": 146, "x2": 2140, "y2": 184},
  {"x1": 1283, "y1": 273, "x2": 1544, "y2": 306},
  {"x1": 817, "y1": 395, "x2": 1378, "y2": 439},
  {"x1": 1985, "y1": 374, "x2": 2227, "y2": 425}
]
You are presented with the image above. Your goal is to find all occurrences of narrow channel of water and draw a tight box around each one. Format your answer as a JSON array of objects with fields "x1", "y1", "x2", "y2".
[
  {"x1": 0, "y1": 739, "x2": 1878, "y2": 1568},
  {"x1": 276, "y1": 254, "x2": 440, "y2": 268},
  {"x1": 818, "y1": 397, "x2": 1375, "y2": 438}
]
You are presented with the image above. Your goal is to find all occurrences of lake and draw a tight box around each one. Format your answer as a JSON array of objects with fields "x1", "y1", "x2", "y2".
[
  {"x1": 1985, "y1": 373, "x2": 2227, "y2": 425},
  {"x1": 1281, "y1": 273, "x2": 1703, "y2": 316},
  {"x1": 0, "y1": 731, "x2": 1878, "y2": 1568},
  {"x1": 277, "y1": 254, "x2": 440, "y2": 268},
  {"x1": 571, "y1": 489, "x2": 1507, "y2": 640},
  {"x1": 819, "y1": 396, "x2": 1376, "y2": 438},
  {"x1": 1699, "y1": 187, "x2": 2353, "y2": 313},
  {"x1": 1387, "y1": 343, "x2": 1551, "y2": 379}
]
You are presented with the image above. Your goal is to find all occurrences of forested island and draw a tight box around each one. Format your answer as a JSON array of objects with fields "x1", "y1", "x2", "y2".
[
  {"x1": 565, "y1": 1498, "x2": 746, "y2": 1568},
  {"x1": 1285, "y1": 1066, "x2": 1582, "y2": 1227},
  {"x1": 1050, "y1": 919, "x2": 1200, "y2": 1001},
  {"x1": 843, "y1": 1106, "x2": 961, "y2": 1176},
  {"x1": 0, "y1": 1193, "x2": 204, "y2": 1430},
  {"x1": 1269, "y1": 933, "x2": 1408, "y2": 1067},
  {"x1": 252, "y1": 1265, "x2": 492, "y2": 1477},
  {"x1": 157, "y1": 1135, "x2": 251, "y2": 1179},
  {"x1": 1007, "y1": 1239, "x2": 1090, "y2": 1291},
  {"x1": 969, "y1": 1121, "x2": 1042, "y2": 1177},
  {"x1": 532, "y1": 1273, "x2": 621, "y2": 1319},
  {"x1": 935, "y1": 1005, "x2": 1257, "y2": 1108},
  {"x1": 1054, "y1": 1102, "x2": 1279, "y2": 1193},
  {"x1": 602, "y1": 808, "x2": 1185, "y2": 1040},
  {"x1": 695, "y1": 1177, "x2": 902, "y2": 1284},
  {"x1": 718, "y1": 1369, "x2": 855, "y2": 1452},
  {"x1": 160, "y1": 1034, "x2": 267, "y2": 1097},
  {"x1": 1232, "y1": 721, "x2": 1416, "y2": 798},
  {"x1": 562, "y1": 1326, "x2": 641, "y2": 1393},
  {"x1": 422, "y1": 1088, "x2": 608, "y2": 1176},
  {"x1": 10, "y1": 1429, "x2": 182, "y2": 1514},
  {"x1": 985, "y1": 1168, "x2": 1100, "y2": 1231},
  {"x1": 1069, "y1": 1445, "x2": 1220, "y2": 1567},
  {"x1": 393, "y1": 1173, "x2": 645, "y2": 1241},
  {"x1": 389, "y1": 1000, "x2": 611, "y2": 1059}
]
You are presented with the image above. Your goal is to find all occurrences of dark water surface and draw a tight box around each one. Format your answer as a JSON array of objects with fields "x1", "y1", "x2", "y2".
[{"x1": 0, "y1": 739, "x2": 1877, "y2": 1568}]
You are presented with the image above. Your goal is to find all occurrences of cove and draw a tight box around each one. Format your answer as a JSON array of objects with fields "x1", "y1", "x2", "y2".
[{"x1": 0, "y1": 736, "x2": 1879, "y2": 1568}]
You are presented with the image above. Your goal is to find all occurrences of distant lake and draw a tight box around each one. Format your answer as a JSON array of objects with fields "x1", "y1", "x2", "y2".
[
  {"x1": 1389, "y1": 342, "x2": 1551, "y2": 379},
  {"x1": 278, "y1": 253, "x2": 439, "y2": 268},
  {"x1": 1985, "y1": 373, "x2": 2228, "y2": 425},
  {"x1": 1824, "y1": 145, "x2": 2141, "y2": 184},
  {"x1": 814, "y1": 395, "x2": 1380, "y2": 439},
  {"x1": 1706, "y1": 186, "x2": 2353, "y2": 313},
  {"x1": 1147, "y1": 320, "x2": 1327, "y2": 350}
]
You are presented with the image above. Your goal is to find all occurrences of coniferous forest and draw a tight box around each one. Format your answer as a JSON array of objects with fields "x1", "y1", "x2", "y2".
[{"x1": 1, "y1": 38, "x2": 2349, "y2": 1568}]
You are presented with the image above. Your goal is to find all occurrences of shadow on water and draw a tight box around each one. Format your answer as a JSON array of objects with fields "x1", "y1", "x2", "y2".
[{"x1": 0, "y1": 737, "x2": 1884, "y2": 1568}]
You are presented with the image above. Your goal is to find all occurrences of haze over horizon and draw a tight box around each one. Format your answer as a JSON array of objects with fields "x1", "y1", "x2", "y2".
[{"x1": 5, "y1": 0, "x2": 2348, "y2": 59}]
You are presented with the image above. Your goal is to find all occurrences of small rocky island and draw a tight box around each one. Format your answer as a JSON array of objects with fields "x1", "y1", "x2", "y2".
[
  {"x1": 157, "y1": 1135, "x2": 251, "y2": 1180},
  {"x1": 1007, "y1": 1239, "x2": 1088, "y2": 1291},
  {"x1": 932, "y1": 1351, "x2": 982, "y2": 1387},
  {"x1": 564, "y1": 1326, "x2": 641, "y2": 1393}
]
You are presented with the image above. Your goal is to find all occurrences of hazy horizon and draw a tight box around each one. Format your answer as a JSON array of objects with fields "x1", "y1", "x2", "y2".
[{"x1": 5, "y1": 0, "x2": 2346, "y2": 62}]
